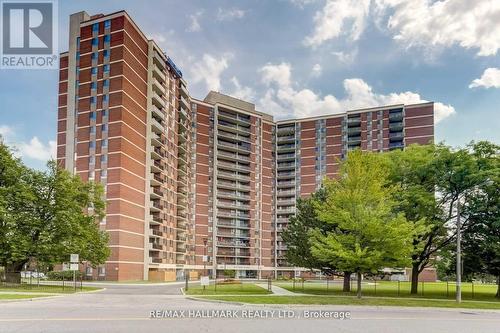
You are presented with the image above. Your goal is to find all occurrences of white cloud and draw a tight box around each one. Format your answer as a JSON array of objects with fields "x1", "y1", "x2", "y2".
[
  {"x1": 290, "y1": 0, "x2": 317, "y2": 8},
  {"x1": 189, "y1": 53, "x2": 231, "y2": 91},
  {"x1": 230, "y1": 77, "x2": 255, "y2": 101},
  {"x1": 304, "y1": 0, "x2": 500, "y2": 57},
  {"x1": 257, "y1": 63, "x2": 455, "y2": 123},
  {"x1": 187, "y1": 11, "x2": 203, "y2": 32},
  {"x1": 332, "y1": 48, "x2": 358, "y2": 64},
  {"x1": 217, "y1": 8, "x2": 246, "y2": 21},
  {"x1": 260, "y1": 62, "x2": 292, "y2": 87},
  {"x1": 469, "y1": 68, "x2": 500, "y2": 89},
  {"x1": 304, "y1": 0, "x2": 371, "y2": 47},
  {"x1": 18, "y1": 137, "x2": 56, "y2": 162},
  {"x1": 385, "y1": 0, "x2": 500, "y2": 57},
  {"x1": 0, "y1": 125, "x2": 56, "y2": 162},
  {"x1": 311, "y1": 63, "x2": 322, "y2": 77}
]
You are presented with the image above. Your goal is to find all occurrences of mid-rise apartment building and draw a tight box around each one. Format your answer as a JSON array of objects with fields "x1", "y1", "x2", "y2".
[{"x1": 57, "y1": 10, "x2": 434, "y2": 281}]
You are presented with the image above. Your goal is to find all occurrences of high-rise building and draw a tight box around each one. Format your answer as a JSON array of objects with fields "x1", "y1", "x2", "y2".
[{"x1": 57, "y1": 10, "x2": 434, "y2": 281}]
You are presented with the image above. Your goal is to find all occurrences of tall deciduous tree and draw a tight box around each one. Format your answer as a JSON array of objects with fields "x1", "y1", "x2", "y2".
[
  {"x1": 282, "y1": 188, "x2": 353, "y2": 291},
  {"x1": 311, "y1": 150, "x2": 414, "y2": 298},
  {"x1": 0, "y1": 140, "x2": 110, "y2": 282}
]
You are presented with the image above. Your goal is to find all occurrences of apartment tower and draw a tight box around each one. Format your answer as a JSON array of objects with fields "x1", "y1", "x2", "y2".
[
  {"x1": 57, "y1": 11, "x2": 194, "y2": 280},
  {"x1": 57, "y1": 10, "x2": 434, "y2": 280}
]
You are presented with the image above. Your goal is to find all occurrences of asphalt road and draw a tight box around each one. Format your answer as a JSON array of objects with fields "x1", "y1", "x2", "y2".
[{"x1": 1, "y1": 283, "x2": 499, "y2": 333}]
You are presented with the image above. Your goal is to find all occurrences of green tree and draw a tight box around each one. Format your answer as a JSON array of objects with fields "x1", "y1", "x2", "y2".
[
  {"x1": 0, "y1": 140, "x2": 110, "y2": 282},
  {"x1": 311, "y1": 150, "x2": 414, "y2": 298},
  {"x1": 385, "y1": 141, "x2": 499, "y2": 294},
  {"x1": 282, "y1": 188, "x2": 353, "y2": 291}
]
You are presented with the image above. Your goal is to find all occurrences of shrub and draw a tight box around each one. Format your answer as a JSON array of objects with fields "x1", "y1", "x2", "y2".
[{"x1": 47, "y1": 270, "x2": 82, "y2": 280}]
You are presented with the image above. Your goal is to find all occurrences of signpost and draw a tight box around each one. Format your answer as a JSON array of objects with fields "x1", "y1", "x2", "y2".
[{"x1": 70, "y1": 254, "x2": 79, "y2": 291}]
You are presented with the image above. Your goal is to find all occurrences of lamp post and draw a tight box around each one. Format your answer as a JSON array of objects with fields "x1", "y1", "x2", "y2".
[{"x1": 456, "y1": 198, "x2": 462, "y2": 303}]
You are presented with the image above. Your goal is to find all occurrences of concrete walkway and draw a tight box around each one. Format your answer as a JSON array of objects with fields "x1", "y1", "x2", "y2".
[{"x1": 256, "y1": 284, "x2": 297, "y2": 295}]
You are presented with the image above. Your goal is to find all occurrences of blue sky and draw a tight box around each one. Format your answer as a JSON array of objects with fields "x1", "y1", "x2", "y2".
[{"x1": 0, "y1": 0, "x2": 499, "y2": 169}]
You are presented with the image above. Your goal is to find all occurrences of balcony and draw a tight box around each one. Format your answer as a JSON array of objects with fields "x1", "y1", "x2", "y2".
[
  {"x1": 277, "y1": 143, "x2": 295, "y2": 152},
  {"x1": 276, "y1": 218, "x2": 289, "y2": 223},
  {"x1": 217, "y1": 150, "x2": 250, "y2": 162},
  {"x1": 218, "y1": 110, "x2": 251, "y2": 125},
  {"x1": 217, "y1": 231, "x2": 251, "y2": 239},
  {"x1": 180, "y1": 95, "x2": 189, "y2": 109},
  {"x1": 151, "y1": 134, "x2": 162, "y2": 147},
  {"x1": 347, "y1": 126, "x2": 361, "y2": 135},
  {"x1": 217, "y1": 130, "x2": 251, "y2": 143},
  {"x1": 151, "y1": 160, "x2": 163, "y2": 174},
  {"x1": 389, "y1": 131, "x2": 404, "y2": 140},
  {"x1": 347, "y1": 117, "x2": 361, "y2": 126},
  {"x1": 277, "y1": 180, "x2": 295, "y2": 188},
  {"x1": 150, "y1": 174, "x2": 162, "y2": 187},
  {"x1": 152, "y1": 91, "x2": 166, "y2": 109},
  {"x1": 277, "y1": 207, "x2": 296, "y2": 215},
  {"x1": 217, "y1": 210, "x2": 250, "y2": 219},
  {"x1": 389, "y1": 112, "x2": 403, "y2": 121},
  {"x1": 277, "y1": 171, "x2": 295, "y2": 179},
  {"x1": 218, "y1": 170, "x2": 250, "y2": 181},
  {"x1": 152, "y1": 64, "x2": 166, "y2": 83},
  {"x1": 218, "y1": 120, "x2": 251, "y2": 135},
  {"x1": 153, "y1": 50, "x2": 166, "y2": 69},
  {"x1": 151, "y1": 106, "x2": 165, "y2": 120},
  {"x1": 277, "y1": 153, "x2": 295, "y2": 161},
  {"x1": 277, "y1": 162, "x2": 295, "y2": 170},
  {"x1": 217, "y1": 200, "x2": 250, "y2": 210},
  {"x1": 217, "y1": 180, "x2": 250, "y2": 191},
  {"x1": 218, "y1": 220, "x2": 251, "y2": 229},
  {"x1": 218, "y1": 140, "x2": 251, "y2": 153},
  {"x1": 180, "y1": 82, "x2": 189, "y2": 98},
  {"x1": 217, "y1": 160, "x2": 250, "y2": 172},
  {"x1": 150, "y1": 200, "x2": 161, "y2": 212},
  {"x1": 277, "y1": 126, "x2": 295, "y2": 135},
  {"x1": 277, "y1": 135, "x2": 295, "y2": 144},
  {"x1": 217, "y1": 241, "x2": 250, "y2": 248},
  {"x1": 277, "y1": 189, "x2": 295, "y2": 197},
  {"x1": 389, "y1": 141, "x2": 404, "y2": 150},
  {"x1": 389, "y1": 121, "x2": 404, "y2": 131},
  {"x1": 150, "y1": 228, "x2": 163, "y2": 238},
  {"x1": 277, "y1": 199, "x2": 296, "y2": 206},
  {"x1": 151, "y1": 117, "x2": 164, "y2": 135},
  {"x1": 217, "y1": 190, "x2": 250, "y2": 200},
  {"x1": 149, "y1": 242, "x2": 162, "y2": 251},
  {"x1": 347, "y1": 136, "x2": 361, "y2": 143}
]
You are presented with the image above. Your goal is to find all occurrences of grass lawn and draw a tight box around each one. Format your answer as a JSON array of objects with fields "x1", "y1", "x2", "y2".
[
  {"x1": 0, "y1": 294, "x2": 52, "y2": 300},
  {"x1": 185, "y1": 283, "x2": 271, "y2": 295},
  {"x1": 199, "y1": 295, "x2": 500, "y2": 310},
  {"x1": 0, "y1": 284, "x2": 101, "y2": 294},
  {"x1": 276, "y1": 281, "x2": 500, "y2": 302}
]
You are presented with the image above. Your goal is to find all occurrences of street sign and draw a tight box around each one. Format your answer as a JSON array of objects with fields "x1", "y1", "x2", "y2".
[
  {"x1": 62, "y1": 263, "x2": 69, "y2": 271},
  {"x1": 200, "y1": 276, "x2": 209, "y2": 286},
  {"x1": 70, "y1": 263, "x2": 78, "y2": 271},
  {"x1": 70, "y1": 254, "x2": 79, "y2": 263}
]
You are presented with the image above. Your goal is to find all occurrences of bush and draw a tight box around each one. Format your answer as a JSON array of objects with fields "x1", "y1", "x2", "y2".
[
  {"x1": 223, "y1": 269, "x2": 236, "y2": 279},
  {"x1": 47, "y1": 270, "x2": 82, "y2": 280}
]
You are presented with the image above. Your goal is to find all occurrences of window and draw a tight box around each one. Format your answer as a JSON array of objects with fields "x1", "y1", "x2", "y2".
[
  {"x1": 91, "y1": 52, "x2": 97, "y2": 60},
  {"x1": 86, "y1": 266, "x2": 93, "y2": 276},
  {"x1": 89, "y1": 156, "x2": 95, "y2": 164},
  {"x1": 76, "y1": 66, "x2": 80, "y2": 74},
  {"x1": 91, "y1": 37, "x2": 98, "y2": 46},
  {"x1": 90, "y1": 126, "x2": 96, "y2": 134},
  {"x1": 103, "y1": 64, "x2": 110, "y2": 73},
  {"x1": 91, "y1": 82, "x2": 97, "y2": 90},
  {"x1": 76, "y1": 51, "x2": 80, "y2": 60},
  {"x1": 76, "y1": 37, "x2": 80, "y2": 45},
  {"x1": 100, "y1": 155, "x2": 107, "y2": 163},
  {"x1": 102, "y1": 109, "x2": 108, "y2": 117},
  {"x1": 92, "y1": 23, "x2": 99, "y2": 32},
  {"x1": 101, "y1": 139, "x2": 108, "y2": 148},
  {"x1": 104, "y1": 35, "x2": 110, "y2": 44},
  {"x1": 103, "y1": 49, "x2": 109, "y2": 59},
  {"x1": 90, "y1": 111, "x2": 96, "y2": 120},
  {"x1": 103, "y1": 94, "x2": 108, "y2": 103},
  {"x1": 89, "y1": 141, "x2": 95, "y2": 149},
  {"x1": 90, "y1": 96, "x2": 96, "y2": 104},
  {"x1": 104, "y1": 20, "x2": 111, "y2": 29},
  {"x1": 101, "y1": 169, "x2": 107, "y2": 178},
  {"x1": 101, "y1": 124, "x2": 108, "y2": 132},
  {"x1": 98, "y1": 266, "x2": 106, "y2": 276},
  {"x1": 91, "y1": 67, "x2": 97, "y2": 75},
  {"x1": 103, "y1": 79, "x2": 109, "y2": 87}
]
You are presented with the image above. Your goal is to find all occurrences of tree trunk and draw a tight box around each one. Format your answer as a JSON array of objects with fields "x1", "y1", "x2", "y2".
[
  {"x1": 343, "y1": 271, "x2": 351, "y2": 292},
  {"x1": 4, "y1": 262, "x2": 25, "y2": 284},
  {"x1": 410, "y1": 263, "x2": 420, "y2": 294},
  {"x1": 496, "y1": 276, "x2": 500, "y2": 299},
  {"x1": 357, "y1": 272, "x2": 362, "y2": 299}
]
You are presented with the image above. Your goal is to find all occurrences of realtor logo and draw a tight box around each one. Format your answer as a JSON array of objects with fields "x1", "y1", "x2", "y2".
[{"x1": 1, "y1": 0, "x2": 58, "y2": 69}]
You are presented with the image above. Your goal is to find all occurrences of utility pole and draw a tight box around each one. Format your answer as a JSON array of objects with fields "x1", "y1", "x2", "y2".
[{"x1": 456, "y1": 199, "x2": 462, "y2": 303}]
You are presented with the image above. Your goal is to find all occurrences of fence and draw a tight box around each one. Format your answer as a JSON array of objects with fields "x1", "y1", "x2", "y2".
[
  {"x1": 281, "y1": 277, "x2": 499, "y2": 301},
  {"x1": 0, "y1": 272, "x2": 83, "y2": 293}
]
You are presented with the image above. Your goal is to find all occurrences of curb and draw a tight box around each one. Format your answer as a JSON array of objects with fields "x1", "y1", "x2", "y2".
[{"x1": 186, "y1": 296, "x2": 244, "y2": 306}]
